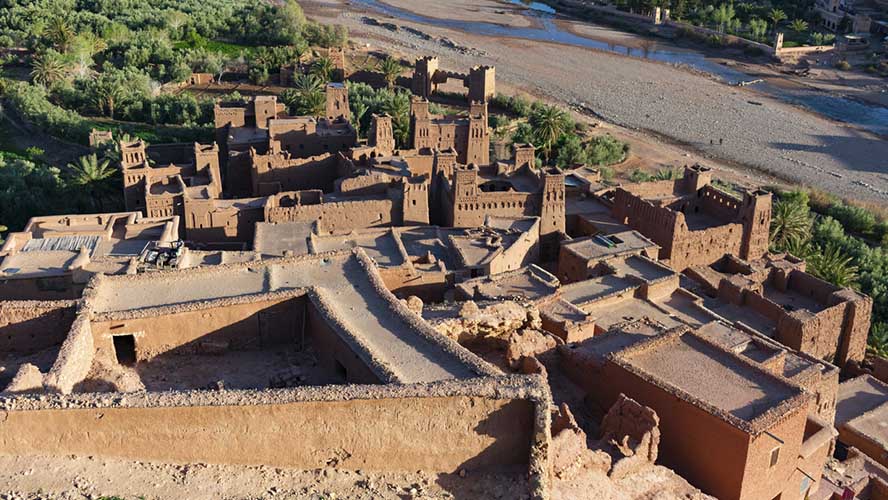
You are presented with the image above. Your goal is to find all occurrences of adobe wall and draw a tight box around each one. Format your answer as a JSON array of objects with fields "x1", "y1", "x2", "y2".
[
  {"x1": 788, "y1": 271, "x2": 840, "y2": 305},
  {"x1": 266, "y1": 198, "x2": 399, "y2": 233},
  {"x1": 697, "y1": 186, "x2": 742, "y2": 222},
  {"x1": 452, "y1": 193, "x2": 536, "y2": 228},
  {"x1": 611, "y1": 189, "x2": 679, "y2": 259},
  {"x1": 777, "y1": 302, "x2": 848, "y2": 363},
  {"x1": 378, "y1": 266, "x2": 449, "y2": 303},
  {"x1": 489, "y1": 219, "x2": 540, "y2": 275},
  {"x1": 251, "y1": 153, "x2": 338, "y2": 195},
  {"x1": 597, "y1": 361, "x2": 752, "y2": 500},
  {"x1": 89, "y1": 295, "x2": 308, "y2": 363},
  {"x1": 669, "y1": 221, "x2": 744, "y2": 272},
  {"x1": 0, "y1": 300, "x2": 76, "y2": 353},
  {"x1": 0, "y1": 389, "x2": 535, "y2": 477},
  {"x1": 839, "y1": 423, "x2": 888, "y2": 470},
  {"x1": 306, "y1": 297, "x2": 386, "y2": 385},
  {"x1": 740, "y1": 402, "x2": 811, "y2": 500}
]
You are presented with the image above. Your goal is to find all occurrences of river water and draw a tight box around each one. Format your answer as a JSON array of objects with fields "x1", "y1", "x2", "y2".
[{"x1": 353, "y1": 0, "x2": 888, "y2": 135}]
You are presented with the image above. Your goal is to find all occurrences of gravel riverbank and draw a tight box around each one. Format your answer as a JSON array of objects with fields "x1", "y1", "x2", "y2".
[{"x1": 307, "y1": 0, "x2": 888, "y2": 202}]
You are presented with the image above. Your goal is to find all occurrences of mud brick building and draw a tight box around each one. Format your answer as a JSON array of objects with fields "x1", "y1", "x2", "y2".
[{"x1": 608, "y1": 165, "x2": 772, "y2": 271}]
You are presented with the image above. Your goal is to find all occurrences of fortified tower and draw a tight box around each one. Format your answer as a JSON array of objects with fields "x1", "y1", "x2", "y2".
[
  {"x1": 466, "y1": 101, "x2": 490, "y2": 166},
  {"x1": 468, "y1": 65, "x2": 495, "y2": 103},
  {"x1": 369, "y1": 114, "x2": 395, "y2": 157},
  {"x1": 411, "y1": 97, "x2": 434, "y2": 150},
  {"x1": 514, "y1": 144, "x2": 536, "y2": 171},
  {"x1": 539, "y1": 169, "x2": 566, "y2": 239},
  {"x1": 254, "y1": 96, "x2": 279, "y2": 129},
  {"x1": 193, "y1": 142, "x2": 223, "y2": 196},
  {"x1": 450, "y1": 165, "x2": 480, "y2": 227},
  {"x1": 684, "y1": 164, "x2": 713, "y2": 192},
  {"x1": 739, "y1": 189, "x2": 772, "y2": 261},
  {"x1": 411, "y1": 56, "x2": 439, "y2": 99},
  {"x1": 402, "y1": 177, "x2": 430, "y2": 225},
  {"x1": 325, "y1": 83, "x2": 351, "y2": 123},
  {"x1": 121, "y1": 140, "x2": 149, "y2": 212}
]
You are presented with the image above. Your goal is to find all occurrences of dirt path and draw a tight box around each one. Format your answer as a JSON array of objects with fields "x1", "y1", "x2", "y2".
[{"x1": 306, "y1": 0, "x2": 888, "y2": 202}]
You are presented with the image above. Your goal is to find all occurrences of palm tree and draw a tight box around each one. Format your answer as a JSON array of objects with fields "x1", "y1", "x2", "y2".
[
  {"x1": 30, "y1": 51, "x2": 69, "y2": 86},
  {"x1": 809, "y1": 242, "x2": 858, "y2": 287},
  {"x1": 310, "y1": 56, "x2": 335, "y2": 83},
  {"x1": 93, "y1": 78, "x2": 127, "y2": 119},
  {"x1": 781, "y1": 236, "x2": 814, "y2": 260},
  {"x1": 382, "y1": 92, "x2": 411, "y2": 147},
  {"x1": 350, "y1": 100, "x2": 369, "y2": 139},
  {"x1": 44, "y1": 18, "x2": 76, "y2": 52},
  {"x1": 67, "y1": 154, "x2": 118, "y2": 212},
  {"x1": 769, "y1": 9, "x2": 787, "y2": 32},
  {"x1": 529, "y1": 105, "x2": 570, "y2": 164},
  {"x1": 789, "y1": 19, "x2": 809, "y2": 33},
  {"x1": 770, "y1": 199, "x2": 812, "y2": 250},
  {"x1": 283, "y1": 74, "x2": 326, "y2": 116},
  {"x1": 378, "y1": 57, "x2": 403, "y2": 89}
]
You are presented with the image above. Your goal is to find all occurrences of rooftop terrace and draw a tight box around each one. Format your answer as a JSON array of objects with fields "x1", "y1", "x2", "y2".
[{"x1": 87, "y1": 251, "x2": 485, "y2": 384}]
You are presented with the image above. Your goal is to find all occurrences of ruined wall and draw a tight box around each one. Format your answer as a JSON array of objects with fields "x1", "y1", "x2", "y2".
[
  {"x1": 43, "y1": 315, "x2": 95, "y2": 394},
  {"x1": 0, "y1": 300, "x2": 76, "y2": 353},
  {"x1": 489, "y1": 219, "x2": 540, "y2": 275},
  {"x1": 266, "y1": 198, "x2": 398, "y2": 234},
  {"x1": 89, "y1": 295, "x2": 306, "y2": 362},
  {"x1": 697, "y1": 186, "x2": 742, "y2": 223},
  {"x1": 251, "y1": 153, "x2": 338, "y2": 195},
  {"x1": 0, "y1": 394, "x2": 535, "y2": 474},
  {"x1": 668, "y1": 221, "x2": 744, "y2": 272}
]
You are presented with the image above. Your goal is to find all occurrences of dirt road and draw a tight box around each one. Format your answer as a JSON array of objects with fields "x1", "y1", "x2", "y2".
[{"x1": 306, "y1": 0, "x2": 888, "y2": 202}]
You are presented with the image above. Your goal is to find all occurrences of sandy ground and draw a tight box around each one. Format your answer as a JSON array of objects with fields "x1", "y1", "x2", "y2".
[
  {"x1": 0, "y1": 454, "x2": 528, "y2": 500},
  {"x1": 308, "y1": 0, "x2": 888, "y2": 202}
]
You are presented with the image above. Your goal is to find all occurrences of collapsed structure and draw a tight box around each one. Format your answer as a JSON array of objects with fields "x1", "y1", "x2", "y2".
[{"x1": 0, "y1": 55, "x2": 878, "y2": 499}]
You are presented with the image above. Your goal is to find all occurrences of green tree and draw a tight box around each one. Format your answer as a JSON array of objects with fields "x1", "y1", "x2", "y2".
[
  {"x1": 378, "y1": 57, "x2": 403, "y2": 89},
  {"x1": 310, "y1": 56, "x2": 336, "y2": 83},
  {"x1": 30, "y1": 50, "x2": 69, "y2": 87},
  {"x1": 44, "y1": 17, "x2": 75, "y2": 53},
  {"x1": 748, "y1": 18, "x2": 768, "y2": 41},
  {"x1": 809, "y1": 242, "x2": 858, "y2": 287},
  {"x1": 869, "y1": 323, "x2": 888, "y2": 358},
  {"x1": 769, "y1": 9, "x2": 787, "y2": 31},
  {"x1": 554, "y1": 134, "x2": 587, "y2": 168},
  {"x1": 529, "y1": 104, "x2": 571, "y2": 163},
  {"x1": 282, "y1": 74, "x2": 325, "y2": 116},
  {"x1": 586, "y1": 135, "x2": 628, "y2": 166},
  {"x1": 789, "y1": 19, "x2": 809, "y2": 33},
  {"x1": 712, "y1": 3, "x2": 736, "y2": 33},
  {"x1": 770, "y1": 198, "x2": 812, "y2": 250},
  {"x1": 67, "y1": 154, "x2": 118, "y2": 212}
]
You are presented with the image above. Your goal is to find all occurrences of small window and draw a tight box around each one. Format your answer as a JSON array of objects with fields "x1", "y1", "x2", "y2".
[{"x1": 769, "y1": 446, "x2": 780, "y2": 468}]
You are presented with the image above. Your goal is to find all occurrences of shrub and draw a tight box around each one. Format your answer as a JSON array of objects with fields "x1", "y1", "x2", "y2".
[
  {"x1": 586, "y1": 135, "x2": 629, "y2": 166},
  {"x1": 827, "y1": 202, "x2": 877, "y2": 235},
  {"x1": 835, "y1": 60, "x2": 851, "y2": 71}
]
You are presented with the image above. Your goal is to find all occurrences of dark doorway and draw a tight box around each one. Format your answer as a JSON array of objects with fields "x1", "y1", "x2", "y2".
[{"x1": 113, "y1": 334, "x2": 136, "y2": 365}]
